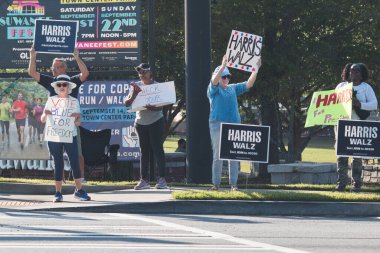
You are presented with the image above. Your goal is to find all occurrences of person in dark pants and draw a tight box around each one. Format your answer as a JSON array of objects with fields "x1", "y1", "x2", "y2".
[
  {"x1": 41, "y1": 75, "x2": 90, "y2": 202},
  {"x1": 335, "y1": 63, "x2": 378, "y2": 192},
  {"x1": 125, "y1": 63, "x2": 167, "y2": 190},
  {"x1": 28, "y1": 46, "x2": 89, "y2": 182}
]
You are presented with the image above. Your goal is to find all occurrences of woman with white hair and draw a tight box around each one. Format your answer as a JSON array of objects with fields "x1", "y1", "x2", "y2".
[
  {"x1": 41, "y1": 74, "x2": 91, "y2": 202},
  {"x1": 207, "y1": 55, "x2": 261, "y2": 191}
]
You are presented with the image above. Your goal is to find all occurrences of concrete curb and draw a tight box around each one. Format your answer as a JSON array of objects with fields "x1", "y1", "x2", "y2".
[{"x1": 31, "y1": 200, "x2": 380, "y2": 217}]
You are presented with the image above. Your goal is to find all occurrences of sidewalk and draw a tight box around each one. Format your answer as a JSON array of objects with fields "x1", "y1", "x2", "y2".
[{"x1": 1, "y1": 183, "x2": 380, "y2": 217}]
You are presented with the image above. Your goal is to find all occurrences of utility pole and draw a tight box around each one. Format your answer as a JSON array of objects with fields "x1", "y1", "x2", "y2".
[{"x1": 184, "y1": 0, "x2": 212, "y2": 183}]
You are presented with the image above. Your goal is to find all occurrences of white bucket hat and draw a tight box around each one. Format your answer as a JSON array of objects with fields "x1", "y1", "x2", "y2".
[{"x1": 51, "y1": 74, "x2": 77, "y2": 91}]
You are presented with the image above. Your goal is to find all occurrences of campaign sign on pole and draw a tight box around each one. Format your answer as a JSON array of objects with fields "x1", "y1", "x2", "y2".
[
  {"x1": 336, "y1": 119, "x2": 380, "y2": 158},
  {"x1": 226, "y1": 30, "x2": 262, "y2": 73},
  {"x1": 34, "y1": 19, "x2": 78, "y2": 54},
  {"x1": 128, "y1": 81, "x2": 176, "y2": 112},
  {"x1": 219, "y1": 123, "x2": 270, "y2": 162}
]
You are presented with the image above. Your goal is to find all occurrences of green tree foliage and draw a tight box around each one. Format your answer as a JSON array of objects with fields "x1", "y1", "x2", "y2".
[
  {"x1": 148, "y1": 0, "x2": 380, "y2": 178},
  {"x1": 211, "y1": 0, "x2": 380, "y2": 169}
]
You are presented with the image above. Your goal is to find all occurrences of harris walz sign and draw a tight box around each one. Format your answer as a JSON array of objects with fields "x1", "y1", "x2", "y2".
[
  {"x1": 219, "y1": 123, "x2": 270, "y2": 162},
  {"x1": 336, "y1": 119, "x2": 380, "y2": 158}
]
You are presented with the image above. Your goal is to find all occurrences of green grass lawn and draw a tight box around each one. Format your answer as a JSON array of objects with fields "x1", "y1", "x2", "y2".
[
  {"x1": 164, "y1": 135, "x2": 337, "y2": 173},
  {"x1": 173, "y1": 189, "x2": 380, "y2": 202}
]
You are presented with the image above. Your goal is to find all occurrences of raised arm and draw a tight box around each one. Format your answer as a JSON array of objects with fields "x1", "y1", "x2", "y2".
[
  {"x1": 73, "y1": 48, "x2": 89, "y2": 82},
  {"x1": 125, "y1": 82, "x2": 141, "y2": 107},
  {"x1": 246, "y1": 58, "x2": 262, "y2": 89},
  {"x1": 211, "y1": 55, "x2": 228, "y2": 86},
  {"x1": 28, "y1": 46, "x2": 41, "y2": 82}
]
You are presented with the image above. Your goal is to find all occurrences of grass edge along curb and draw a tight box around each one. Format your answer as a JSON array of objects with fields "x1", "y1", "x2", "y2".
[{"x1": 172, "y1": 190, "x2": 380, "y2": 202}]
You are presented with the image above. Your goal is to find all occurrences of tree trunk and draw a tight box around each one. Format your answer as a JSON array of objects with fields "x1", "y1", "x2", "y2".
[{"x1": 257, "y1": 93, "x2": 280, "y2": 179}]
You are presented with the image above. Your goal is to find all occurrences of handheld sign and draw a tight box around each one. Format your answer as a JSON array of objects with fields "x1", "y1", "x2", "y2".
[
  {"x1": 305, "y1": 83, "x2": 352, "y2": 127},
  {"x1": 34, "y1": 19, "x2": 78, "y2": 54},
  {"x1": 226, "y1": 30, "x2": 262, "y2": 73},
  {"x1": 336, "y1": 119, "x2": 380, "y2": 158},
  {"x1": 44, "y1": 97, "x2": 79, "y2": 143},
  {"x1": 128, "y1": 81, "x2": 176, "y2": 112},
  {"x1": 219, "y1": 123, "x2": 270, "y2": 163}
]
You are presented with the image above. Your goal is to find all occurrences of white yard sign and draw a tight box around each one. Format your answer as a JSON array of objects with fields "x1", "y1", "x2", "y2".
[
  {"x1": 128, "y1": 81, "x2": 176, "y2": 112},
  {"x1": 226, "y1": 30, "x2": 262, "y2": 73},
  {"x1": 44, "y1": 97, "x2": 78, "y2": 143}
]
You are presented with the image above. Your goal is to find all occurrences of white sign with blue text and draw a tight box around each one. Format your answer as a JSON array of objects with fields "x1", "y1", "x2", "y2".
[{"x1": 128, "y1": 81, "x2": 176, "y2": 112}]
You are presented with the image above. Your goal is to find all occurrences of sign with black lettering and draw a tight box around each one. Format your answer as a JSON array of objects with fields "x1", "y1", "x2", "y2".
[
  {"x1": 226, "y1": 30, "x2": 262, "y2": 73},
  {"x1": 219, "y1": 123, "x2": 270, "y2": 162},
  {"x1": 337, "y1": 119, "x2": 380, "y2": 158},
  {"x1": 34, "y1": 19, "x2": 78, "y2": 54}
]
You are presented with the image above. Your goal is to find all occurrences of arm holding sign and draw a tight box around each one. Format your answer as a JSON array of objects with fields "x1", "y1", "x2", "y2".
[
  {"x1": 246, "y1": 58, "x2": 261, "y2": 89},
  {"x1": 73, "y1": 48, "x2": 89, "y2": 82},
  {"x1": 41, "y1": 109, "x2": 51, "y2": 124},
  {"x1": 211, "y1": 55, "x2": 228, "y2": 86},
  {"x1": 125, "y1": 82, "x2": 141, "y2": 107},
  {"x1": 28, "y1": 46, "x2": 40, "y2": 82}
]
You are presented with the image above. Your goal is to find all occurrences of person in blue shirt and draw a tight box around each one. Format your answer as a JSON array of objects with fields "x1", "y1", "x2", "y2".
[{"x1": 207, "y1": 55, "x2": 261, "y2": 191}]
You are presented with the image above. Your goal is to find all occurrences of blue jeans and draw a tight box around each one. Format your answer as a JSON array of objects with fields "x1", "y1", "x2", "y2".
[
  {"x1": 48, "y1": 136, "x2": 81, "y2": 181},
  {"x1": 209, "y1": 121, "x2": 238, "y2": 186}
]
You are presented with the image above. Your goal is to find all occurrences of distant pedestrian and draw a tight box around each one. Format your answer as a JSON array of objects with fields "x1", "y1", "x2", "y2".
[
  {"x1": 11, "y1": 93, "x2": 28, "y2": 150},
  {"x1": 0, "y1": 95, "x2": 11, "y2": 145},
  {"x1": 175, "y1": 138, "x2": 186, "y2": 153}
]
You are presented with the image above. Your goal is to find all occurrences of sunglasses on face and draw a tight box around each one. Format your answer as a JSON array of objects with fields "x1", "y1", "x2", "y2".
[
  {"x1": 56, "y1": 83, "x2": 68, "y2": 88},
  {"x1": 138, "y1": 70, "x2": 149, "y2": 75},
  {"x1": 221, "y1": 75, "x2": 231, "y2": 80}
]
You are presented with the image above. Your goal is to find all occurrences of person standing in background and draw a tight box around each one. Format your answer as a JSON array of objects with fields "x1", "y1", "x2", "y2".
[
  {"x1": 33, "y1": 97, "x2": 45, "y2": 148},
  {"x1": 0, "y1": 95, "x2": 11, "y2": 145},
  {"x1": 11, "y1": 93, "x2": 28, "y2": 150}
]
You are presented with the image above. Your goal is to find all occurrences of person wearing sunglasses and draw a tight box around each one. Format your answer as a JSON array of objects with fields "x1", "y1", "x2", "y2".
[
  {"x1": 207, "y1": 55, "x2": 261, "y2": 191},
  {"x1": 28, "y1": 46, "x2": 89, "y2": 182},
  {"x1": 334, "y1": 63, "x2": 378, "y2": 192},
  {"x1": 125, "y1": 63, "x2": 168, "y2": 190},
  {"x1": 41, "y1": 74, "x2": 91, "y2": 202}
]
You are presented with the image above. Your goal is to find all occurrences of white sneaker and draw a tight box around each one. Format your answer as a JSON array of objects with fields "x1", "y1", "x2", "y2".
[{"x1": 134, "y1": 180, "x2": 150, "y2": 190}]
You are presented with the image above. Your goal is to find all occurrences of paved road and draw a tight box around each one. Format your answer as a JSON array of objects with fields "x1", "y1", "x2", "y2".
[{"x1": 0, "y1": 212, "x2": 379, "y2": 253}]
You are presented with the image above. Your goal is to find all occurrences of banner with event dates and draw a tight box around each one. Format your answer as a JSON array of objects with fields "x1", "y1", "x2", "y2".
[
  {"x1": 0, "y1": 0, "x2": 141, "y2": 69},
  {"x1": 78, "y1": 79, "x2": 140, "y2": 161}
]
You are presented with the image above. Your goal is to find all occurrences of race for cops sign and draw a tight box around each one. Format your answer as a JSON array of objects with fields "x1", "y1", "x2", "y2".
[
  {"x1": 336, "y1": 119, "x2": 380, "y2": 158},
  {"x1": 219, "y1": 123, "x2": 270, "y2": 162}
]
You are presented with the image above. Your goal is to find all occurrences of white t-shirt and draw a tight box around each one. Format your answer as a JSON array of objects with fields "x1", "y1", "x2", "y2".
[
  {"x1": 335, "y1": 81, "x2": 378, "y2": 120},
  {"x1": 133, "y1": 81, "x2": 163, "y2": 125}
]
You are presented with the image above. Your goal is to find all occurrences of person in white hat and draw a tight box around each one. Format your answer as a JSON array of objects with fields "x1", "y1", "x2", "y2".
[
  {"x1": 41, "y1": 74, "x2": 91, "y2": 202},
  {"x1": 207, "y1": 55, "x2": 261, "y2": 191},
  {"x1": 28, "y1": 46, "x2": 89, "y2": 182}
]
